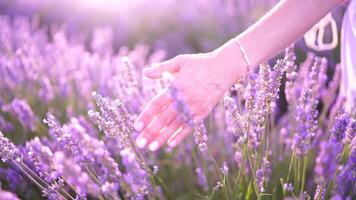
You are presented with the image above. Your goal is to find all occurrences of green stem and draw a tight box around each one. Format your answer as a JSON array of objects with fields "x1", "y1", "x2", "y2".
[
  {"x1": 286, "y1": 152, "x2": 295, "y2": 183},
  {"x1": 300, "y1": 157, "x2": 307, "y2": 192},
  {"x1": 12, "y1": 161, "x2": 46, "y2": 191},
  {"x1": 246, "y1": 149, "x2": 260, "y2": 197},
  {"x1": 235, "y1": 144, "x2": 247, "y2": 185},
  {"x1": 207, "y1": 150, "x2": 230, "y2": 200}
]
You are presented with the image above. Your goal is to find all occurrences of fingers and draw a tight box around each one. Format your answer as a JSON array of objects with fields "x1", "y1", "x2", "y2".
[
  {"x1": 134, "y1": 90, "x2": 172, "y2": 132},
  {"x1": 136, "y1": 105, "x2": 179, "y2": 149},
  {"x1": 143, "y1": 56, "x2": 182, "y2": 79},
  {"x1": 167, "y1": 125, "x2": 192, "y2": 148},
  {"x1": 147, "y1": 117, "x2": 184, "y2": 151}
]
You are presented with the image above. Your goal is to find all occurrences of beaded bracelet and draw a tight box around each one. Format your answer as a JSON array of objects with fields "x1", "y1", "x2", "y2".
[{"x1": 232, "y1": 39, "x2": 251, "y2": 75}]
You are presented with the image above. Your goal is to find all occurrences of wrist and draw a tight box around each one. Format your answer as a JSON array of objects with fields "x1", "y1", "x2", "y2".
[{"x1": 213, "y1": 38, "x2": 251, "y2": 80}]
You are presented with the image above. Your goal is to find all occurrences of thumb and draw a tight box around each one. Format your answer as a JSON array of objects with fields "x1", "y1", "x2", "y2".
[{"x1": 144, "y1": 58, "x2": 180, "y2": 79}]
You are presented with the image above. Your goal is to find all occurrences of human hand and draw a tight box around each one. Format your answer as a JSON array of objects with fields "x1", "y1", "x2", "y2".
[{"x1": 134, "y1": 42, "x2": 247, "y2": 151}]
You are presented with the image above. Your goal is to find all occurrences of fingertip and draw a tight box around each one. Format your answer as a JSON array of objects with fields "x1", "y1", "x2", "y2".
[
  {"x1": 148, "y1": 140, "x2": 160, "y2": 151},
  {"x1": 136, "y1": 136, "x2": 147, "y2": 149},
  {"x1": 143, "y1": 68, "x2": 161, "y2": 79},
  {"x1": 167, "y1": 126, "x2": 191, "y2": 148},
  {"x1": 134, "y1": 121, "x2": 144, "y2": 131},
  {"x1": 167, "y1": 139, "x2": 177, "y2": 148}
]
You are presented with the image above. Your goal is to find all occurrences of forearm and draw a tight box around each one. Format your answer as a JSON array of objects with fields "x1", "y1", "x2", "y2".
[{"x1": 215, "y1": 0, "x2": 342, "y2": 77}]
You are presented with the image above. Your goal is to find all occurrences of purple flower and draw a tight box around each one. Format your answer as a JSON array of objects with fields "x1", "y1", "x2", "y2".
[
  {"x1": 192, "y1": 120, "x2": 208, "y2": 152},
  {"x1": 2, "y1": 99, "x2": 38, "y2": 131},
  {"x1": 89, "y1": 92, "x2": 151, "y2": 198},
  {"x1": 307, "y1": 57, "x2": 326, "y2": 98},
  {"x1": 283, "y1": 183, "x2": 294, "y2": 192},
  {"x1": 244, "y1": 73, "x2": 258, "y2": 111},
  {"x1": 344, "y1": 119, "x2": 355, "y2": 144},
  {"x1": 168, "y1": 84, "x2": 194, "y2": 127},
  {"x1": 0, "y1": 131, "x2": 22, "y2": 162},
  {"x1": 26, "y1": 137, "x2": 59, "y2": 182},
  {"x1": 195, "y1": 167, "x2": 208, "y2": 192},
  {"x1": 292, "y1": 88, "x2": 319, "y2": 157},
  {"x1": 0, "y1": 115, "x2": 14, "y2": 132},
  {"x1": 314, "y1": 185, "x2": 325, "y2": 200},
  {"x1": 53, "y1": 151, "x2": 100, "y2": 198},
  {"x1": 224, "y1": 96, "x2": 247, "y2": 144},
  {"x1": 256, "y1": 156, "x2": 271, "y2": 192},
  {"x1": 120, "y1": 149, "x2": 150, "y2": 200},
  {"x1": 44, "y1": 115, "x2": 123, "y2": 199},
  {"x1": 221, "y1": 162, "x2": 229, "y2": 176},
  {"x1": 329, "y1": 110, "x2": 350, "y2": 154},
  {"x1": 89, "y1": 92, "x2": 132, "y2": 148},
  {"x1": 314, "y1": 142, "x2": 337, "y2": 186},
  {"x1": 38, "y1": 77, "x2": 55, "y2": 103},
  {"x1": 333, "y1": 145, "x2": 355, "y2": 198},
  {"x1": 43, "y1": 114, "x2": 82, "y2": 160},
  {"x1": 284, "y1": 45, "x2": 297, "y2": 105},
  {"x1": 269, "y1": 60, "x2": 286, "y2": 105}
]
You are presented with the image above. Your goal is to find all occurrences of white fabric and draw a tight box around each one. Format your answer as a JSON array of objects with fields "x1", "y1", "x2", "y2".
[{"x1": 341, "y1": 0, "x2": 356, "y2": 111}]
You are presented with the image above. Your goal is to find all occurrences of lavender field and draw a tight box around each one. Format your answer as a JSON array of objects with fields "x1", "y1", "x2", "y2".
[{"x1": 0, "y1": 1, "x2": 355, "y2": 200}]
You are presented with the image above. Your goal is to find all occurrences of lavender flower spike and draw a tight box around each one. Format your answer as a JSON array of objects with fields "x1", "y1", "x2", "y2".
[
  {"x1": 0, "y1": 131, "x2": 22, "y2": 162},
  {"x1": 1, "y1": 99, "x2": 38, "y2": 131},
  {"x1": 89, "y1": 92, "x2": 132, "y2": 148},
  {"x1": 329, "y1": 110, "x2": 350, "y2": 154},
  {"x1": 292, "y1": 88, "x2": 319, "y2": 157},
  {"x1": 314, "y1": 142, "x2": 337, "y2": 186},
  {"x1": 54, "y1": 151, "x2": 100, "y2": 197},
  {"x1": 192, "y1": 120, "x2": 208, "y2": 152},
  {"x1": 224, "y1": 96, "x2": 247, "y2": 144},
  {"x1": 332, "y1": 143, "x2": 356, "y2": 198}
]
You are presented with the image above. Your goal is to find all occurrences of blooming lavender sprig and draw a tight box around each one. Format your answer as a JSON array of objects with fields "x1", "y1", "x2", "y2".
[
  {"x1": 192, "y1": 120, "x2": 208, "y2": 152},
  {"x1": 43, "y1": 114, "x2": 82, "y2": 161},
  {"x1": 45, "y1": 115, "x2": 123, "y2": 199},
  {"x1": 195, "y1": 167, "x2": 208, "y2": 192},
  {"x1": 89, "y1": 92, "x2": 151, "y2": 199},
  {"x1": 53, "y1": 151, "x2": 100, "y2": 198},
  {"x1": 168, "y1": 83, "x2": 194, "y2": 127},
  {"x1": 344, "y1": 119, "x2": 356, "y2": 144},
  {"x1": 1, "y1": 99, "x2": 38, "y2": 131},
  {"x1": 0, "y1": 131, "x2": 22, "y2": 162},
  {"x1": 244, "y1": 73, "x2": 258, "y2": 111},
  {"x1": 314, "y1": 185, "x2": 325, "y2": 200},
  {"x1": 292, "y1": 88, "x2": 319, "y2": 157},
  {"x1": 89, "y1": 92, "x2": 132, "y2": 148},
  {"x1": 332, "y1": 140, "x2": 355, "y2": 198},
  {"x1": 26, "y1": 137, "x2": 59, "y2": 182},
  {"x1": 0, "y1": 132, "x2": 66, "y2": 199},
  {"x1": 256, "y1": 156, "x2": 271, "y2": 193},
  {"x1": 307, "y1": 57, "x2": 326, "y2": 98},
  {"x1": 269, "y1": 59, "x2": 286, "y2": 105},
  {"x1": 314, "y1": 142, "x2": 337, "y2": 186},
  {"x1": 224, "y1": 96, "x2": 247, "y2": 144},
  {"x1": 329, "y1": 110, "x2": 350, "y2": 154},
  {"x1": 0, "y1": 116, "x2": 14, "y2": 132},
  {"x1": 38, "y1": 77, "x2": 55, "y2": 103},
  {"x1": 120, "y1": 149, "x2": 150, "y2": 200},
  {"x1": 284, "y1": 45, "x2": 297, "y2": 105}
]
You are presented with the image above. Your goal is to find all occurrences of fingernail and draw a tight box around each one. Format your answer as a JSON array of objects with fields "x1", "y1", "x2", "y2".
[
  {"x1": 148, "y1": 141, "x2": 159, "y2": 151},
  {"x1": 136, "y1": 137, "x2": 147, "y2": 148},
  {"x1": 167, "y1": 139, "x2": 177, "y2": 148},
  {"x1": 143, "y1": 68, "x2": 154, "y2": 74},
  {"x1": 134, "y1": 121, "x2": 144, "y2": 131}
]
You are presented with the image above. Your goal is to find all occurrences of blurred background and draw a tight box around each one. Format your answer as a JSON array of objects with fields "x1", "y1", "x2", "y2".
[{"x1": 0, "y1": 0, "x2": 346, "y2": 59}]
